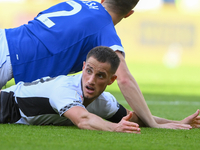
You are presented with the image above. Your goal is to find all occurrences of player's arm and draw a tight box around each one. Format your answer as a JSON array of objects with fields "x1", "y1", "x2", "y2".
[
  {"x1": 152, "y1": 110, "x2": 199, "y2": 126},
  {"x1": 115, "y1": 51, "x2": 198, "y2": 129},
  {"x1": 126, "y1": 109, "x2": 200, "y2": 129},
  {"x1": 152, "y1": 111, "x2": 200, "y2": 129},
  {"x1": 63, "y1": 106, "x2": 141, "y2": 133},
  {"x1": 115, "y1": 51, "x2": 159, "y2": 128}
]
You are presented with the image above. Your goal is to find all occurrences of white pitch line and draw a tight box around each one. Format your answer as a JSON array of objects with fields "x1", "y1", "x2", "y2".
[{"x1": 119, "y1": 100, "x2": 200, "y2": 106}]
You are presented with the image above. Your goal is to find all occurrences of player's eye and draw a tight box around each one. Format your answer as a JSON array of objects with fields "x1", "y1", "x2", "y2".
[
  {"x1": 97, "y1": 74, "x2": 104, "y2": 79},
  {"x1": 86, "y1": 68, "x2": 92, "y2": 74}
]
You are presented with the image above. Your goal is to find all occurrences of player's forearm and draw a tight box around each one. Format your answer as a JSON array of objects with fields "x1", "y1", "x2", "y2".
[
  {"x1": 127, "y1": 110, "x2": 179, "y2": 126},
  {"x1": 153, "y1": 116, "x2": 180, "y2": 124},
  {"x1": 64, "y1": 107, "x2": 116, "y2": 132},
  {"x1": 64, "y1": 107, "x2": 140, "y2": 133},
  {"x1": 115, "y1": 52, "x2": 158, "y2": 128},
  {"x1": 77, "y1": 112, "x2": 141, "y2": 133},
  {"x1": 117, "y1": 78, "x2": 158, "y2": 127},
  {"x1": 127, "y1": 110, "x2": 193, "y2": 129},
  {"x1": 76, "y1": 113, "x2": 116, "y2": 132}
]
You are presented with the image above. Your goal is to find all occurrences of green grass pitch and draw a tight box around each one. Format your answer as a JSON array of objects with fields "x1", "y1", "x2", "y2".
[{"x1": 1, "y1": 62, "x2": 200, "y2": 150}]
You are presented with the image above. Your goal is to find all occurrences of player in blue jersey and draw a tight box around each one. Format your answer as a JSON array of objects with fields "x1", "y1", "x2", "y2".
[
  {"x1": 1, "y1": 0, "x2": 126, "y2": 85},
  {"x1": 1, "y1": 46, "x2": 200, "y2": 132},
  {"x1": 0, "y1": 0, "x2": 194, "y2": 129}
]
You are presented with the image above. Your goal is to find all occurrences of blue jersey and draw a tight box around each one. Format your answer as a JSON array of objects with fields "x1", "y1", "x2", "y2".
[{"x1": 5, "y1": 0, "x2": 124, "y2": 83}]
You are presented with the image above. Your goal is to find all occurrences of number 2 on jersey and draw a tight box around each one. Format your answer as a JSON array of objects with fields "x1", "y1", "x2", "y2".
[{"x1": 37, "y1": 0, "x2": 82, "y2": 28}]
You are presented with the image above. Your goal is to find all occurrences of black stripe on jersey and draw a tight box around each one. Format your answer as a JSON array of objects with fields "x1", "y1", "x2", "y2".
[
  {"x1": 106, "y1": 104, "x2": 127, "y2": 123},
  {"x1": 17, "y1": 97, "x2": 57, "y2": 117},
  {"x1": 0, "y1": 91, "x2": 21, "y2": 123}
]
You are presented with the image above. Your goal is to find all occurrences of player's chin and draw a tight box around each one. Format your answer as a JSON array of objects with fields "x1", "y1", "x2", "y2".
[
  {"x1": 84, "y1": 93, "x2": 99, "y2": 101},
  {"x1": 84, "y1": 94, "x2": 94, "y2": 100}
]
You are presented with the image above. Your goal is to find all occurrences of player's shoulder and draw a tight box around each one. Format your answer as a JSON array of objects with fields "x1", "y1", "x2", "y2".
[
  {"x1": 49, "y1": 74, "x2": 83, "y2": 102},
  {"x1": 98, "y1": 92, "x2": 117, "y2": 102},
  {"x1": 93, "y1": 91, "x2": 118, "y2": 109}
]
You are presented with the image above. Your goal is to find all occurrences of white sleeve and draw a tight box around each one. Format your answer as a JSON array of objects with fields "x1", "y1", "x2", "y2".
[
  {"x1": 109, "y1": 45, "x2": 125, "y2": 57},
  {"x1": 49, "y1": 87, "x2": 85, "y2": 116},
  {"x1": 86, "y1": 92, "x2": 119, "y2": 119}
]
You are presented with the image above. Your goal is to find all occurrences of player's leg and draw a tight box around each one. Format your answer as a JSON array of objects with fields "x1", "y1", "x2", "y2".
[{"x1": 0, "y1": 29, "x2": 13, "y2": 89}]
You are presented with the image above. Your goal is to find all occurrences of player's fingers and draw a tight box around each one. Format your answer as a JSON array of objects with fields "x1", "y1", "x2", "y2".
[
  {"x1": 195, "y1": 116, "x2": 200, "y2": 120},
  {"x1": 193, "y1": 109, "x2": 200, "y2": 118},
  {"x1": 123, "y1": 126, "x2": 141, "y2": 132},
  {"x1": 123, "y1": 120, "x2": 139, "y2": 127},
  {"x1": 122, "y1": 112, "x2": 133, "y2": 121},
  {"x1": 197, "y1": 109, "x2": 200, "y2": 114},
  {"x1": 192, "y1": 119, "x2": 200, "y2": 124},
  {"x1": 191, "y1": 119, "x2": 200, "y2": 128},
  {"x1": 178, "y1": 124, "x2": 192, "y2": 130},
  {"x1": 192, "y1": 124, "x2": 200, "y2": 128},
  {"x1": 187, "y1": 109, "x2": 200, "y2": 120}
]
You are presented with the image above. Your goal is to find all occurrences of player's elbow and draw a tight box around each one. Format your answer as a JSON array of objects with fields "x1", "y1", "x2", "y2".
[
  {"x1": 76, "y1": 115, "x2": 91, "y2": 130},
  {"x1": 76, "y1": 118, "x2": 87, "y2": 129},
  {"x1": 117, "y1": 76, "x2": 131, "y2": 86}
]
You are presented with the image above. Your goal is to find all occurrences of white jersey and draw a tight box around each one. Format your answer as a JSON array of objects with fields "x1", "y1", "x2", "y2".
[{"x1": 2, "y1": 74, "x2": 119, "y2": 125}]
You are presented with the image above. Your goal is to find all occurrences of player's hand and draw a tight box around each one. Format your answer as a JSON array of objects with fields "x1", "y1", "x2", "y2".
[
  {"x1": 180, "y1": 109, "x2": 200, "y2": 128},
  {"x1": 114, "y1": 112, "x2": 141, "y2": 133}
]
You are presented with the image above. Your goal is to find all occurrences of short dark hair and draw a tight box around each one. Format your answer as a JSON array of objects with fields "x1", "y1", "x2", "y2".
[
  {"x1": 105, "y1": 0, "x2": 140, "y2": 16},
  {"x1": 86, "y1": 46, "x2": 120, "y2": 74}
]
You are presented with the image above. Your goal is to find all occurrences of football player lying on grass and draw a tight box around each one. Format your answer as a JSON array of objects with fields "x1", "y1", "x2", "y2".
[{"x1": 0, "y1": 46, "x2": 199, "y2": 133}]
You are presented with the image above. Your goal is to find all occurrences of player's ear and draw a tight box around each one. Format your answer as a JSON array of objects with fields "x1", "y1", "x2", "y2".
[
  {"x1": 82, "y1": 61, "x2": 86, "y2": 70},
  {"x1": 108, "y1": 75, "x2": 117, "y2": 85},
  {"x1": 124, "y1": 10, "x2": 134, "y2": 18}
]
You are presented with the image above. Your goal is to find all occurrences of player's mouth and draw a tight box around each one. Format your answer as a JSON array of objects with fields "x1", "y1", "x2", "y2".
[{"x1": 85, "y1": 85, "x2": 95, "y2": 94}]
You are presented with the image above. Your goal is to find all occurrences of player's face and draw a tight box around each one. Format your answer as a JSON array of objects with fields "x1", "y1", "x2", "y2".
[{"x1": 82, "y1": 57, "x2": 117, "y2": 102}]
